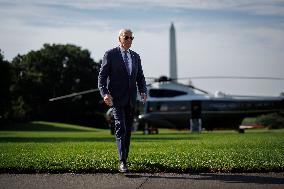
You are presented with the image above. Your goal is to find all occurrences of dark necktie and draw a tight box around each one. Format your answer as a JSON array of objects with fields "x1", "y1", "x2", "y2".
[{"x1": 123, "y1": 51, "x2": 130, "y2": 76}]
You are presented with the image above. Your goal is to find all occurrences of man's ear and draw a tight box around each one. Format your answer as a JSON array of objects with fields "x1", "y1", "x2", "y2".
[{"x1": 118, "y1": 36, "x2": 121, "y2": 42}]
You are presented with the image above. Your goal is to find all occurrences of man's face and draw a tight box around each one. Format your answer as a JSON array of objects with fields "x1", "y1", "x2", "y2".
[{"x1": 119, "y1": 31, "x2": 134, "y2": 50}]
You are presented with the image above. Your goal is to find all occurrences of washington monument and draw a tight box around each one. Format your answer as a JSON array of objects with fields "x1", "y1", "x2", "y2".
[{"x1": 169, "y1": 22, "x2": 177, "y2": 79}]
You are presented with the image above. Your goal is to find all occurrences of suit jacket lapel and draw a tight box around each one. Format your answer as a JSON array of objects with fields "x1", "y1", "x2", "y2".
[{"x1": 129, "y1": 50, "x2": 136, "y2": 77}]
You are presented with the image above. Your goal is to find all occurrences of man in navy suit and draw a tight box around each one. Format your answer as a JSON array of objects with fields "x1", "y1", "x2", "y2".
[{"x1": 98, "y1": 29, "x2": 147, "y2": 173}]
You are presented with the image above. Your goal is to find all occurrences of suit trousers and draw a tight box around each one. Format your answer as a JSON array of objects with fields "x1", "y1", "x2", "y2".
[{"x1": 112, "y1": 106, "x2": 134, "y2": 164}]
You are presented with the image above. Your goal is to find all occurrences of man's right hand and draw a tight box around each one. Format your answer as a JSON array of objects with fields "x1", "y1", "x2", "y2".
[{"x1": 103, "y1": 94, "x2": 113, "y2": 106}]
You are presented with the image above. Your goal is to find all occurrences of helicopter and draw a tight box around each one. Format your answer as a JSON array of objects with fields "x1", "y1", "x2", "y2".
[
  {"x1": 132, "y1": 75, "x2": 284, "y2": 133},
  {"x1": 49, "y1": 74, "x2": 284, "y2": 133}
]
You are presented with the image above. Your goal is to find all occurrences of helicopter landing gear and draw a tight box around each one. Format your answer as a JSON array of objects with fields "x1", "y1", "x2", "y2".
[{"x1": 143, "y1": 123, "x2": 159, "y2": 134}]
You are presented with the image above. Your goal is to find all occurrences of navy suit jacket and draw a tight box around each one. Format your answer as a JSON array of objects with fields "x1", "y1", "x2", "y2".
[{"x1": 98, "y1": 47, "x2": 147, "y2": 107}]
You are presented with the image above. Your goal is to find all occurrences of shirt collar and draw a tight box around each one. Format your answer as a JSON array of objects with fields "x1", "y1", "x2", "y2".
[{"x1": 119, "y1": 45, "x2": 130, "y2": 54}]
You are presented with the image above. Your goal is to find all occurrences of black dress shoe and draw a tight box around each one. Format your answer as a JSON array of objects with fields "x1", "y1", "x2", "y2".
[{"x1": 118, "y1": 163, "x2": 128, "y2": 173}]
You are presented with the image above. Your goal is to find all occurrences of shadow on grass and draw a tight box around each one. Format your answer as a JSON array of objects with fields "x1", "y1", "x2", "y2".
[
  {"x1": 125, "y1": 173, "x2": 284, "y2": 185},
  {"x1": 0, "y1": 137, "x2": 115, "y2": 143},
  {"x1": 132, "y1": 136, "x2": 199, "y2": 142},
  {"x1": 0, "y1": 135, "x2": 199, "y2": 143},
  {"x1": 0, "y1": 122, "x2": 96, "y2": 132}
]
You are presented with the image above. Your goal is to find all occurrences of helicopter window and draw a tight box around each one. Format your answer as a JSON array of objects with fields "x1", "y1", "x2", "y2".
[
  {"x1": 159, "y1": 104, "x2": 168, "y2": 111},
  {"x1": 147, "y1": 101, "x2": 190, "y2": 112},
  {"x1": 149, "y1": 89, "x2": 187, "y2": 97}
]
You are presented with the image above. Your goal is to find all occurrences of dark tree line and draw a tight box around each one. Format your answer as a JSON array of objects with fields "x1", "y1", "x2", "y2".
[
  {"x1": 0, "y1": 44, "x2": 108, "y2": 128},
  {"x1": 0, "y1": 50, "x2": 12, "y2": 122}
]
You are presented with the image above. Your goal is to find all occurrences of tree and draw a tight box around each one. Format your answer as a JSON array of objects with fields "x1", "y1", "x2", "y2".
[
  {"x1": 256, "y1": 112, "x2": 284, "y2": 129},
  {"x1": 0, "y1": 50, "x2": 12, "y2": 123},
  {"x1": 10, "y1": 44, "x2": 106, "y2": 127}
]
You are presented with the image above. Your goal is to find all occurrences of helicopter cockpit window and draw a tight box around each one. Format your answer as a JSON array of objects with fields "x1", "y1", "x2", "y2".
[{"x1": 149, "y1": 89, "x2": 187, "y2": 97}]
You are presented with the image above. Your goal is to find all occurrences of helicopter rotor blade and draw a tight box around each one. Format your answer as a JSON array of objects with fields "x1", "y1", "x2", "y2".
[
  {"x1": 176, "y1": 76, "x2": 284, "y2": 80},
  {"x1": 49, "y1": 89, "x2": 100, "y2": 102},
  {"x1": 187, "y1": 85, "x2": 209, "y2": 94}
]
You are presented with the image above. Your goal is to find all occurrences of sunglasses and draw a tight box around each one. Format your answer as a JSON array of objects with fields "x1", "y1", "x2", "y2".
[{"x1": 122, "y1": 36, "x2": 134, "y2": 40}]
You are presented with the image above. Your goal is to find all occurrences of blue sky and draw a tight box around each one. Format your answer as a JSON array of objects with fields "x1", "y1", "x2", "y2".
[{"x1": 1, "y1": 0, "x2": 284, "y2": 96}]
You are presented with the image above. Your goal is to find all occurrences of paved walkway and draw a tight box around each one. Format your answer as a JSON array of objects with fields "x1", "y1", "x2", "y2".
[{"x1": 0, "y1": 172, "x2": 284, "y2": 189}]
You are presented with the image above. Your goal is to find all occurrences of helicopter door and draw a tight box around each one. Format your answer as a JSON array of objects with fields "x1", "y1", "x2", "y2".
[{"x1": 190, "y1": 101, "x2": 202, "y2": 132}]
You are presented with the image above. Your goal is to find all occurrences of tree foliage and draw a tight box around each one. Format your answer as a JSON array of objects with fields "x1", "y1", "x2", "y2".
[
  {"x1": 256, "y1": 112, "x2": 284, "y2": 129},
  {"x1": 9, "y1": 44, "x2": 107, "y2": 127},
  {"x1": 0, "y1": 50, "x2": 12, "y2": 123}
]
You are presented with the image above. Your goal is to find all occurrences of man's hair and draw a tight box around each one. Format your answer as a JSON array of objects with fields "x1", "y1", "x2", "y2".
[{"x1": 118, "y1": 29, "x2": 133, "y2": 37}]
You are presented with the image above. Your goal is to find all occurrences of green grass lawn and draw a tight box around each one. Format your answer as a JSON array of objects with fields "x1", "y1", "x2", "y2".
[{"x1": 0, "y1": 121, "x2": 283, "y2": 173}]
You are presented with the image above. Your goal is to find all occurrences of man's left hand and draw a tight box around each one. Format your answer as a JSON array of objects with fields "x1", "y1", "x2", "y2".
[{"x1": 140, "y1": 93, "x2": 147, "y2": 104}]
